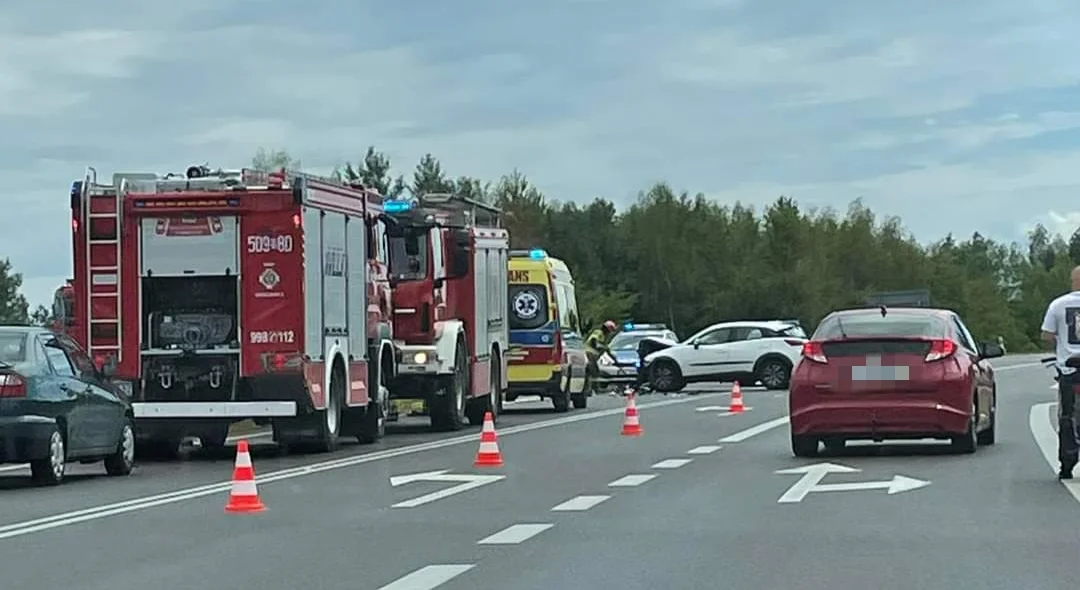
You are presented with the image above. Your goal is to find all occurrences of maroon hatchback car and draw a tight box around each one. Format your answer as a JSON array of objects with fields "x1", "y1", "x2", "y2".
[{"x1": 788, "y1": 306, "x2": 1004, "y2": 457}]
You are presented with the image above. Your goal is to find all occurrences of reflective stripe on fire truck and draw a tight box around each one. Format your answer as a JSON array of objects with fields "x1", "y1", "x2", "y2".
[{"x1": 132, "y1": 401, "x2": 297, "y2": 418}]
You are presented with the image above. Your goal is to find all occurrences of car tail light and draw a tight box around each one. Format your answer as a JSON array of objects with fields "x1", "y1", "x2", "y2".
[
  {"x1": 924, "y1": 339, "x2": 956, "y2": 362},
  {"x1": 801, "y1": 341, "x2": 827, "y2": 364},
  {"x1": 784, "y1": 339, "x2": 804, "y2": 346},
  {"x1": 0, "y1": 373, "x2": 27, "y2": 398}
]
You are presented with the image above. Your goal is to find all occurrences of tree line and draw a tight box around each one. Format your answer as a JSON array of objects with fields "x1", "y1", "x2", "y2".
[{"x1": 2, "y1": 147, "x2": 1074, "y2": 351}]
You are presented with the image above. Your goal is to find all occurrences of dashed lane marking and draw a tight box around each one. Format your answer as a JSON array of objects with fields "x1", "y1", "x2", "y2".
[
  {"x1": 551, "y1": 495, "x2": 611, "y2": 511},
  {"x1": 0, "y1": 392, "x2": 723, "y2": 541},
  {"x1": 376, "y1": 564, "x2": 476, "y2": 590},
  {"x1": 687, "y1": 445, "x2": 721, "y2": 455},
  {"x1": 477, "y1": 523, "x2": 554, "y2": 545},
  {"x1": 608, "y1": 474, "x2": 657, "y2": 487},
  {"x1": 718, "y1": 416, "x2": 789, "y2": 443},
  {"x1": 652, "y1": 458, "x2": 693, "y2": 469}
]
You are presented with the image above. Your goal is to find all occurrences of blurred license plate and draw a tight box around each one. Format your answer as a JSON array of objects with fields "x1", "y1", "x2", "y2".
[{"x1": 852, "y1": 365, "x2": 909, "y2": 381}]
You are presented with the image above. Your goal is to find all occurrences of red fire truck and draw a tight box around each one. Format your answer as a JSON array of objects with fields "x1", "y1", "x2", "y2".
[
  {"x1": 65, "y1": 165, "x2": 396, "y2": 456},
  {"x1": 383, "y1": 193, "x2": 509, "y2": 430}
]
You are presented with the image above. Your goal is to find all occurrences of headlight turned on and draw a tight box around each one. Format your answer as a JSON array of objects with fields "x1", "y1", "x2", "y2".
[{"x1": 413, "y1": 352, "x2": 428, "y2": 365}]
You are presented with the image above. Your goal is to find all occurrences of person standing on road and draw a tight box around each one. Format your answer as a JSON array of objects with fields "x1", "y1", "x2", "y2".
[
  {"x1": 585, "y1": 320, "x2": 617, "y2": 394},
  {"x1": 1041, "y1": 265, "x2": 1080, "y2": 479}
]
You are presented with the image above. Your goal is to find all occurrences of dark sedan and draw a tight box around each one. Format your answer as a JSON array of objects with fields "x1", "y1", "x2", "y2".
[{"x1": 0, "y1": 326, "x2": 135, "y2": 485}]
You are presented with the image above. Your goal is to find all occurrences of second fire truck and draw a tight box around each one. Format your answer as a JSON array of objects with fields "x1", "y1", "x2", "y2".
[
  {"x1": 65, "y1": 165, "x2": 397, "y2": 455},
  {"x1": 383, "y1": 193, "x2": 510, "y2": 430}
]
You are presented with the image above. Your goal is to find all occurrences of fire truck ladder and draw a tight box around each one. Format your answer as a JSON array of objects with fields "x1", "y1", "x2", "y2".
[
  {"x1": 82, "y1": 168, "x2": 122, "y2": 365},
  {"x1": 419, "y1": 193, "x2": 503, "y2": 228}
]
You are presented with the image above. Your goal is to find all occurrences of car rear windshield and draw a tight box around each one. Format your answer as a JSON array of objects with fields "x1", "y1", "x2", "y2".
[
  {"x1": 814, "y1": 313, "x2": 947, "y2": 340},
  {"x1": 0, "y1": 332, "x2": 27, "y2": 364}
]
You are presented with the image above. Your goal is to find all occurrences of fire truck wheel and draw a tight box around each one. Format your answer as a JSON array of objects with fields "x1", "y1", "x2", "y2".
[
  {"x1": 432, "y1": 338, "x2": 468, "y2": 431},
  {"x1": 357, "y1": 361, "x2": 389, "y2": 444},
  {"x1": 311, "y1": 365, "x2": 344, "y2": 453}
]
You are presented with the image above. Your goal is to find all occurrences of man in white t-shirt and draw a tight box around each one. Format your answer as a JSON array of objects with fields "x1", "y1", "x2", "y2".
[{"x1": 1040, "y1": 266, "x2": 1080, "y2": 479}]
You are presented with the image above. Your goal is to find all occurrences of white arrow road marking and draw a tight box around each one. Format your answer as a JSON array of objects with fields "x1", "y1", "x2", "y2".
[
  {"x1": 389, "y1": 469, "x2": 506, "y2": 508},
  {"x1": 775, "y1": 462, "x2": 930, "y2": 503},
  {"x1": 813, "y1": 476, "x2": 932, "y2": 495}
]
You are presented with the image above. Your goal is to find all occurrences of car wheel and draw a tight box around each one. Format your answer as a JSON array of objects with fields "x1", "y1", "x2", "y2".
[
  {"x1": 649, "y1": 359, "x2": 684, "y2": 393},
  {"x1": 951, "y1": 399, "x2": 978, "y2": 454},
  {"x1": 756, "y1": 358, "x2": 792, "y2": 390},
  {"x1": 30, "y1": 426, "x2": 66, "y2": 486},
  {"x1": 976, "y1": 388, "x2": 996, "y2": 446},
  {"x1": 105, "y1": 420, "x2": 136, "y2": 476},
  {"x1": 791, "y1": 432, "x2": 819, "y2": 457}
]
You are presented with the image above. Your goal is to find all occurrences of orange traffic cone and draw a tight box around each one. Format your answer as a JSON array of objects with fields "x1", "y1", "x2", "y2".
[
  {"x1": 621, "y1": 392, "x2": 643, "y2": 436},
  {"x1": 729, "y1": 381, "x2": 745, "y2": 414},
  {"x1": 473, "y1": 412, "x2": 504, "y2": 467},
  {"x1": 225, "y1": 440, "x2": 266, "y2": 513}
]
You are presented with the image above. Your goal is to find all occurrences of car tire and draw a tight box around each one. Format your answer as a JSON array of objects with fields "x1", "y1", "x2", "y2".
[
  {"x1": 105, "y1": 420, "x2": 136, "y2": 476},
  {"x1": 951, "y1": 399, "x2": 978, "y2": 454},
  {"x1": 30, "y1": 426, "x2": 66, "y2": 486},
  {"x1": 756, "y1": 358, "x2": 792, "y2": 390},
  {"x1": 976, "y1": 388, "x2": 996, "y2": 446},
  {"x1": 570, "y1": 367, "x2": 588, "y2": 409},
  {"x1": 823, "y1": 438, "x2": 845, "y2": 453},
  {"x1": 649, "y1": 359, "x2": 685, "y2": 393},
  {"x1": 791, "y1": 432, "x2": 819, "y2": 457}
]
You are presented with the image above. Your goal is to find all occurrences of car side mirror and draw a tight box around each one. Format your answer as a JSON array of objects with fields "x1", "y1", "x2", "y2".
[
  {"x1": 692, "y1": 339, "x2": 700, "y2": 350},
  {"x1": 979, "y1": 342, "x2": 1004, "y2": 359}
]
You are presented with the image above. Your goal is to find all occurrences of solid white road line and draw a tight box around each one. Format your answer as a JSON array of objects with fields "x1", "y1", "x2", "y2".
[
  {"x1": 477, "y1": 523, "x2": 554, "y2": 545},
  {"x1": 551, "y1": 495, "x2": 611, "y2": 511},
  {"x1": 377, "y1": 564, "x2": 476, "y2": 590},
  {"x1": 719, "y1": 416, "x2": 790, "y2": 443},
  {"x1": 651, "y1": 458, "x2": 693, "y2": 469},
  {"x1": 687, "y1": 445, "x2": 721, "y2": 455},
  {"x1": 0, "y1": 392, "x2": 722, "y2": 541},
  {"x1": 608, "y1": 474, "x2": 657, "y2": 487},
  {"x1": 1028, "y1": 402, "x2": 1080, "y2": 504}
]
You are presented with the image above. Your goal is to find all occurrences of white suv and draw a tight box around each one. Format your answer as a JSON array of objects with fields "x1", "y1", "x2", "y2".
[{"x1": 643, "y1": 320, "x2": 807, "y2": 392}]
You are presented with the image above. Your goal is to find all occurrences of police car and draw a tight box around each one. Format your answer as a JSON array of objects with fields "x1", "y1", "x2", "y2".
[{"x1": 595, "y1": 323, "x2": 679, "y2": 390}]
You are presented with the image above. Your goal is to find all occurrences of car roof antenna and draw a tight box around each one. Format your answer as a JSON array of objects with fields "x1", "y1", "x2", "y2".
[{"x1": 879, "y1": 305, "x2": 887, "y2": 317}]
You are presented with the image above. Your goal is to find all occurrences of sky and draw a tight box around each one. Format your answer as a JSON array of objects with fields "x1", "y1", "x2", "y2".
[{"x1": 4, "y1": 0, "x2": 1080, "y2": 308}]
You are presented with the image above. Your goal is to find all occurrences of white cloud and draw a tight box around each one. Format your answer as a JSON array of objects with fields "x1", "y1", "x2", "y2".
[{"x1": 6, "y1": 0, "x2": 1080, "y2": 307}]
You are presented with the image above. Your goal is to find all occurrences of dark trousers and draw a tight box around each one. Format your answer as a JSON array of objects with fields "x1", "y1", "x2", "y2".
[{"x1": 1060, "y1": 372, "x2": 1080, "y2": 469}]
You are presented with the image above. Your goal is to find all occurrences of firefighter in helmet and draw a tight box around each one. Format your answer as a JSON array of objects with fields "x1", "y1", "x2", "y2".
[{"x1": 585, "y1": 320, "x2": 618, "y2": 393}]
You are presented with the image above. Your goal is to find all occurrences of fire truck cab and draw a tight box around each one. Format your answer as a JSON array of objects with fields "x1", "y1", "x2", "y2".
[
  {"x1": 66, "y1": 165, "x2": 396, "y2": 456},
  {"x1": 383, "y1": 193, "x2": 509, "y2": 430}
]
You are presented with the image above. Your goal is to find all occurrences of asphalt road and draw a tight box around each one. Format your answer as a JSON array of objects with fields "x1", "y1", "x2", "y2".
[{"x1": 1, "y1": 354, "x2": 1077, "y2": 590}]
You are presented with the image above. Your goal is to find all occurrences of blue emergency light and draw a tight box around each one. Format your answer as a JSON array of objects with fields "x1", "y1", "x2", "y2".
[
  {"x1": 528, "y1": 248, "x2": 547, "y2": 260},
  {"x1": 623, "y1": 322, "x2": 635, "y2": 330},
  {"x1": 384, "y1": 199, "x2": 413, "y2": 213}
]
